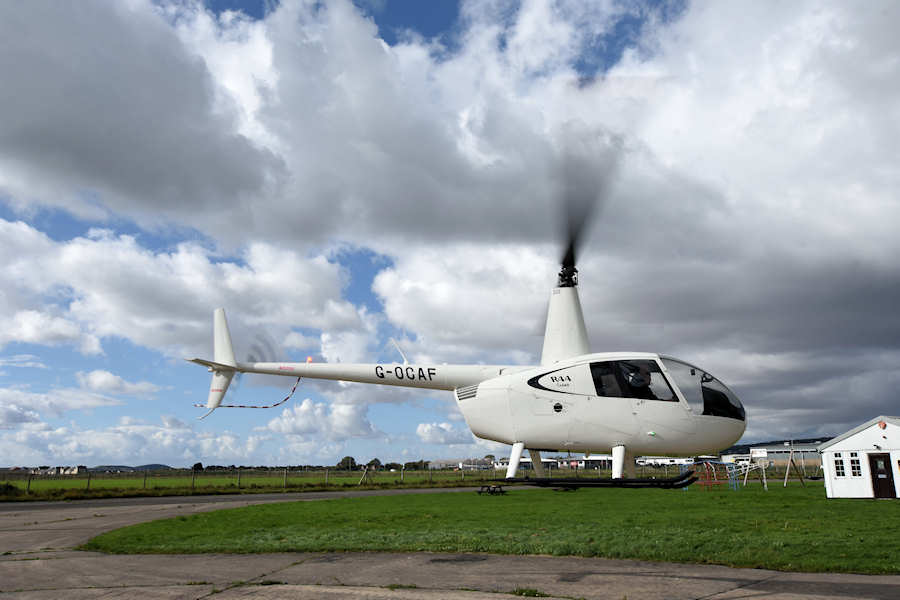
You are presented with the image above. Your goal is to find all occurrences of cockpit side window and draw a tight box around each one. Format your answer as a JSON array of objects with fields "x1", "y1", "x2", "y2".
[
  {"x1": 590, "y1": 362, "x2": 623, "y2": 397},
  {"x1": 660, "y1": 358, "x2": 745, "y2": 421},
  {"x1": 590, "y1": 360, "x2": 676, "y2": 401}
]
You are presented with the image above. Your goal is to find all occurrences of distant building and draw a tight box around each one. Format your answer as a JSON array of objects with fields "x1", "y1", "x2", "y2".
[
  {"x1": 573, "y1": 454, "x2": 612, "y2": 469},
  {"x1": 720, "y1": 453, "x2": 751, "y2": 464},
  {"x1": 819, "y1": 416, "x2": 899, "y2": 499},
  {"x1": 30, "y1": 466, "x2": 86, "y2": 475},
  {"x1": 456, "y1": 458, "x2": 494, "y2": 470},
  {"x1": 636, "y1": 456, "x2": 694, "y2": 466},
  {"x1": 492, "y1": 456, "x2": 558, "y2": 471},
  {"x1": 720, "y1": 438, "x2": 826, "y2": 472}
]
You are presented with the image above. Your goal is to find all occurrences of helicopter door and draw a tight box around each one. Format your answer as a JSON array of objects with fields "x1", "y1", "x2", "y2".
[
  {"x1": 568, "y1": 362, "x2": 638, "y2": 449},
  {"x1": 617, "y1": 359, "x2": 695, "y2": 436},
  {"x1": 509, "y1": 364, "x2": 587, "y2": 449}
]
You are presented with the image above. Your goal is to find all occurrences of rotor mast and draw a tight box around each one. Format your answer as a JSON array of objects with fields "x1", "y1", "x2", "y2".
[{"x1": 540, "y1": 263, "x2": 590, "y2": 366}]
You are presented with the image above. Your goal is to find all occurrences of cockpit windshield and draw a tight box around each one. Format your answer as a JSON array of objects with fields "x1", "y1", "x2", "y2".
[{"x1": 660, "y1": 357, "x2": 745, "y2": 421}]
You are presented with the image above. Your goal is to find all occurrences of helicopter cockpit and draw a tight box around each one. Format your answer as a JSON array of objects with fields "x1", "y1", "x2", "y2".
[
  {"x1": 659, "y1": 356, "x2": 745, "y2": 421},
  {"x1": 582, "y1": 356, "x2": 745, "y2": 422}
]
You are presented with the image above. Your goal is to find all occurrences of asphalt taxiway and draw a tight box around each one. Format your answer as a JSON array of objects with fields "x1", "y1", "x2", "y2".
[{"x1": 1, "y1": 489, "x2": 897, "y2": 599}]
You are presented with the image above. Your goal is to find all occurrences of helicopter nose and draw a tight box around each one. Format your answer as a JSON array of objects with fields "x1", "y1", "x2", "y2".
[{"x1": 706, "y1": 415, "x2": 746, "y2": 449}]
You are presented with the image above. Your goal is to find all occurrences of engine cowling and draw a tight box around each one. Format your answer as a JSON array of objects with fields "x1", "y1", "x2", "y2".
[
  {"x1": 455, "y1": 375, "x2": 516, "y2": 445},
  {"x1": 454, "y1": 370, "x2": 576, "y2": 449}
]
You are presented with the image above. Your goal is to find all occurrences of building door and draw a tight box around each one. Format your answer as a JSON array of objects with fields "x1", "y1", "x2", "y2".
[{"x1": 868, "y1": 453, "x2": 896, "y2": 498}]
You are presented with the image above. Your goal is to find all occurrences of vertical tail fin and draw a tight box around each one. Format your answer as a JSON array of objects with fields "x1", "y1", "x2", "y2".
[
  {"x1": 201, "y1": 308, "x2": 237, "y2": 419},
  {"x1": 214, "y1": 308, "x2": 236, "y2": 367}
]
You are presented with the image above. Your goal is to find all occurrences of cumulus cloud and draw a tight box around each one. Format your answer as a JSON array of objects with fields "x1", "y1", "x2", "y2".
[
  {"x1": 0, "y1": 354, "x2": 48, "y2": 370},
  {"x1": 416, "y1": 422, "x2": 473, "y2": 445},
  {"x1": 0, "y1": 386, "x2": 122, "y2": 421},
  {"x1": 373, "y1": 243, "x2": 555, "y2": 364},
  {"x1": 282, "y1": 331, "x2": 320, "y2": 352},
  {"x1": 0, "y1": 0, "x2": 284, "y2": 224},
  {"x1": 0, "y1": 219, "x2": 361, "y2": 358},
  {"x1": 0, "y1": 415, "x2": 267, "y2": 466},
  {"x1": 0, "y1": 0, "x2": 898, "y2": 451},
  {"x1": 0, "y1": 311, "x2": 102, "y2": 355},
  {"x1": 265, "y1": 397, "x2": 378, "y2": 440},
  {"x1": 76, "y1": 370, "x2": 160, "y2": 397},
  {"x1": 320, "y1": 308, "x2": 381, "y2": 364},
  {"x1": 0, "y1": 404, "x2": 41, "y2": 429}
]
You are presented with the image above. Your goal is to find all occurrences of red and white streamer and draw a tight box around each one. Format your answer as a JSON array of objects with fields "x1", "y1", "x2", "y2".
[{"x1": 194, "y1": 377, "x2": 301, "y2": 409}]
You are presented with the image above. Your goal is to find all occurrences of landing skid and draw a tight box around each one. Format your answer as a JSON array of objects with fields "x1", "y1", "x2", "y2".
[{"x1": 496, "y1": 470, "x2": 697, "y2": 490}]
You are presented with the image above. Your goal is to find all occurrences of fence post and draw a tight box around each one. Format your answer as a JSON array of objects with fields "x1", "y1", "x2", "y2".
[
  {"x1": 324, "y1": 469, "x2": 328, "y2": 486},
  {"x1": 191, "y1": 469, "x2": 195, "y2": 490},
  {"x1": 86, "y1": 471, "x2": 91, "y2": 491},
  {"x1": 429, "y1": 469, "x2": 432, "y2": 483},
  {"x1": 237, "y1": 468, "x2": 241, "y2": 488},
  {"x1": 26, "y1": 474, "x2": 32, "y2": 494},
  {"x1": 400, "y1": 466, "x2": 404, "y2": 482}
]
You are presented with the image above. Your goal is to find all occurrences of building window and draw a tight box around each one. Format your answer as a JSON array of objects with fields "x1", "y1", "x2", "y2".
[
  {"x1": 833, "y1": 453, "x2": 845, "y2": 477},
  {"x1": 849, "y1": 452, "x2": 862, "y2": 477}
]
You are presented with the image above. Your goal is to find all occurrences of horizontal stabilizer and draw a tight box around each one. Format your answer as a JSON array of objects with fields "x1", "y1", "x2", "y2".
[{"x1": 186, "y1": 357, "x2": 238, "y2": 371}]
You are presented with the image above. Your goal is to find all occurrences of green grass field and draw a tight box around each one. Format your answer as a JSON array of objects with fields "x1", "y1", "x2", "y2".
[
  {"x1": 81, "y1": 483, "x2": 900, "y2": 574},
  {"x1": 3, "y1": 465, "x2": 752, "y2": 499},
  {"x1": 1, "y1": 469, "x2": 490, "y2": 500}
]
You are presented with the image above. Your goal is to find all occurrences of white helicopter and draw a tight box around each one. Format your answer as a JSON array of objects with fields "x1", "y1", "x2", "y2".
[{"x1": 188, "y1": 233, "x2": 746, "y2": 487}]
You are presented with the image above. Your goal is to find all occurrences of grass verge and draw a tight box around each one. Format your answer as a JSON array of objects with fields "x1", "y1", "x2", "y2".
[
  {"x1": 80, "y1": 483, "x2": 899, "y2": 574},
  {"x1": 0, "y1": 478, "x2": 480, "y2": 502},
  {"x1": 0, "y1": 470, "x2": 492, "y2": 501}
]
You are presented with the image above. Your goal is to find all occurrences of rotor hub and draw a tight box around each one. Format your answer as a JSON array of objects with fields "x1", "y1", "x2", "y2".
[{"x1": 557, "y1": 264, "x2": 578, "y2": 287}]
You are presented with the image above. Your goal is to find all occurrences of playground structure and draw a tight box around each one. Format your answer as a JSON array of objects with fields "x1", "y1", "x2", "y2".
[{"x1": 691, "y1": 460, "x2": 770, "y2": 491}]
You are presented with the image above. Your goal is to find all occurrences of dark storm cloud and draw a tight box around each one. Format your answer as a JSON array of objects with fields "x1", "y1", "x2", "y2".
[{"x1": 0, "y1": 1, "x2": 283, "y2": 220}]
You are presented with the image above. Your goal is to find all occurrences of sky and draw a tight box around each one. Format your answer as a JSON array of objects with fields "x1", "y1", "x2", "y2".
[{"x1": 1, "y1": 0, "x2": 899, "y2": 468}]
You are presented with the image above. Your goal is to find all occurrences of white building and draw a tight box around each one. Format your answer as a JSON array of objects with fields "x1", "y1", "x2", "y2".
[
  {"x1": 636, "y1": 456, "x2": 695, "y2": 466},
  {"x1": 29, "y1": 466, "x2": 86, "y2": 475},
  {"x1": 818, "y1": 416, "x2": 899, "y2": 499},
  {"x1": 493, "y1": 456, "x2": 557, "y2": 471},
  {"x1": 557, "y1": 454, "x2": 613, "y2": 469}
]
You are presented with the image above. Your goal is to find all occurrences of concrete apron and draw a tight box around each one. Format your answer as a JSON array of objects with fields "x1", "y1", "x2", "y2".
[{"x1": 1, "y1": 492, "x2": 898, "y2": 600}]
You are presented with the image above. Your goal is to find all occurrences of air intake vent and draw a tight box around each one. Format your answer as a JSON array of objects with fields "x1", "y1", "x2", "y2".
[{"x1": 455, "y1": 384, "x2": 479, "y2": 402}]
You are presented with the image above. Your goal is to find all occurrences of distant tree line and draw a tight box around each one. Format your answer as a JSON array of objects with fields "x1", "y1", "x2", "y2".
[{"x1": 192, "y1": 458, "x2": 432, "y2": 471}]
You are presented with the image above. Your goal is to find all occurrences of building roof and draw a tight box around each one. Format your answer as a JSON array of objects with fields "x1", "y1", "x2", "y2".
[
  {"x1": 720, "y1": 437, "x2": 829, "y2": 455},
  {"x1": 817, "y1": 416, "x2": 900, "y2": 451}
]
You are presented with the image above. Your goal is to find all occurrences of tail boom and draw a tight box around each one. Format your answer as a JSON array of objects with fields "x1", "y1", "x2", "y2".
[
  {"x1": 233, "y1": 361, "x2": 522, "y2": 391},
  {"x1": 188, "y1": 309, "x2": 529, "y2": 418}
]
